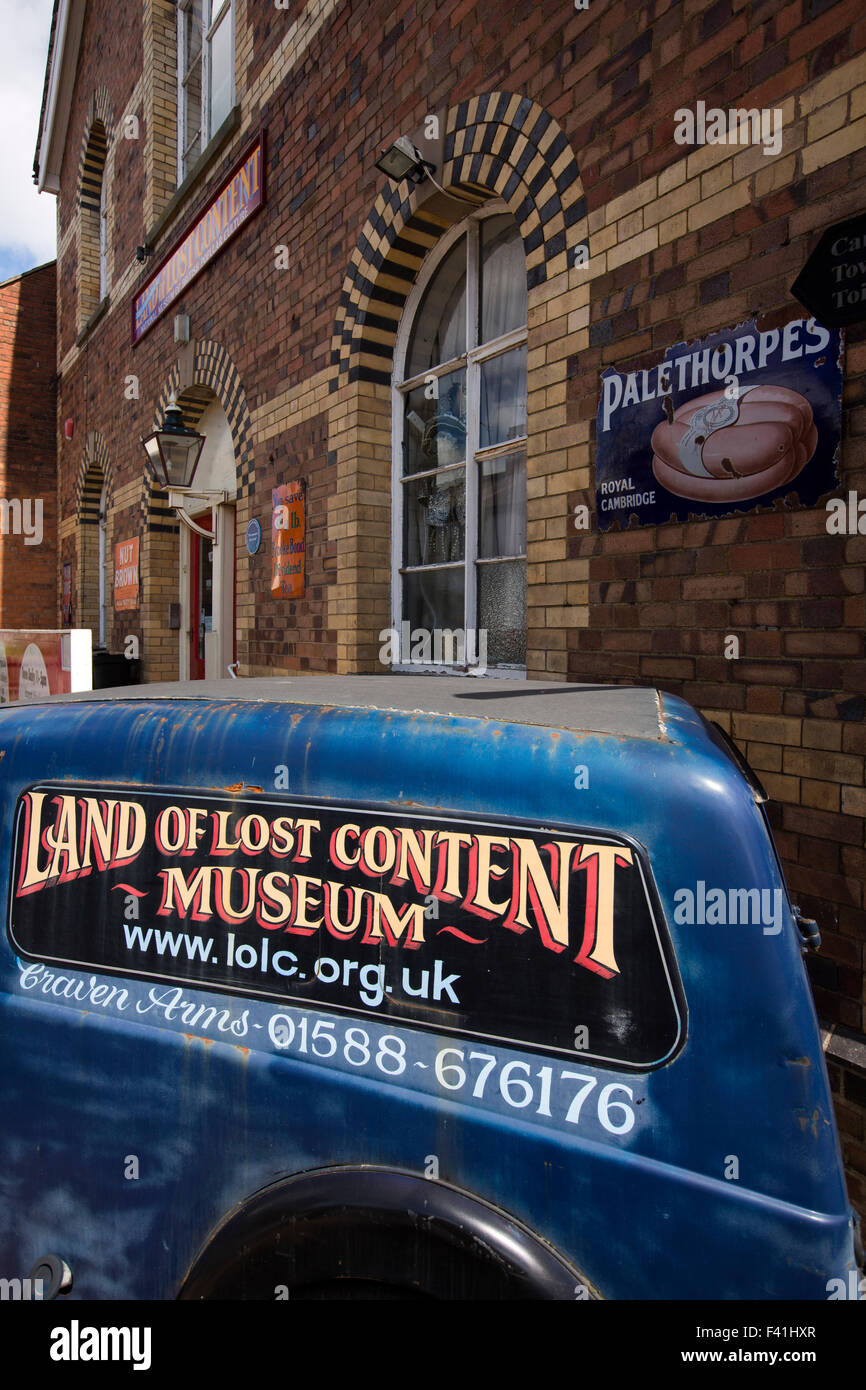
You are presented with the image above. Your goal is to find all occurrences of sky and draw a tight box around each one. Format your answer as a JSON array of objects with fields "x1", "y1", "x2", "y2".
[{"x1": 0, "y1": 0, "x2": 58, "y2": 284}]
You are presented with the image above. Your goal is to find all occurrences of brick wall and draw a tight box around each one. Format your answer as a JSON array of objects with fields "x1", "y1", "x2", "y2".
[
  {"x1": 564, "y1": 38, "x2": 866, "y2": 1037},
  {"x1": 825, "y1": 1026, "x2": 866, "y2": 1217},
  {"x1": 247, "y1": 416, "x2": 338, "y2": 674},
  {"x1": 0, "y1": 262, "x2": 57, "y2": 627}
]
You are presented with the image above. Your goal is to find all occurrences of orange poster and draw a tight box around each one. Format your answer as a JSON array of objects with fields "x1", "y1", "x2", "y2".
[
  {"x1": 272, "y1": 481, "x2": 305, "y2": 599},
  {"x1": 114, "y1": 537, "x2": 140, "y2": 611}
]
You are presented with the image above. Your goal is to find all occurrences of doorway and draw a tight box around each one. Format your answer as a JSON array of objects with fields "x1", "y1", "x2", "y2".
[
  {"x1": 176, "y1": 395, "x2": 238, "y2": 680},
  {"x1": 188, "y1": 514, "x2": 213, "y2": 680},
  {"x1": 185, "y1": 503, "x2": 236, "y2": 679},
  {"x1": 97, "y1": 479, "x2": 107, "y2": 648}
]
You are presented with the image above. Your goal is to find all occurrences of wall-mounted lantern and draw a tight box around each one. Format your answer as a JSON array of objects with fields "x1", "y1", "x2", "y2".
[
  {"x1": 141, "y1": 394, "x2": 223, "y2": 539},
  {"x1": 140, "y1": 395, "x2": 205, "y2": 490}
]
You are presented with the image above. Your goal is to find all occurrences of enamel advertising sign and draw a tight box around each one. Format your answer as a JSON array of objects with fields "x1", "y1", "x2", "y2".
[
  {"x1": 131, "y1": 131, "x2": 265, "y2": 344},
  {"x1": 7, "y1": 786, "x2": 683, "y2": 1070},
  {"x1": 596, "y1": 316, "x2": 843, "y2": 528},
  {"x1": 113, "y1": 538, "x2": 139, "y2": 611},
  {"x1": 272, "y1": 481, "x2": 305, "y2": 599}
]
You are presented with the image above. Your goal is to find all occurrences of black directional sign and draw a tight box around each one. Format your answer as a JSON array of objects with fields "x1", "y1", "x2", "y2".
[{"x1": 792, "y1": 211, "x2": 866, "y2": 328}]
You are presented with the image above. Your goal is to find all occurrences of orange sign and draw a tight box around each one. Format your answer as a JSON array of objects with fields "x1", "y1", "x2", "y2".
[
  {"x1": 272, "y1": 481, "x2": 305, "y2": 599},
  {"x1": 114, "y1": 537, "x2": 140, "y2": 611}
]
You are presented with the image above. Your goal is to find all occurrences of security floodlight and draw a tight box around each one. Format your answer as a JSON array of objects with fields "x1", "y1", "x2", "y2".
[{"x1": 374, "y1": 136, "x2": 433, "y2": 185}]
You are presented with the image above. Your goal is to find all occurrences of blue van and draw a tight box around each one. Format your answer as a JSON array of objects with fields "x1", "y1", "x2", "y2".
[{"x1": 0, "y1": 676, "x2": 860, "y2": 1299}]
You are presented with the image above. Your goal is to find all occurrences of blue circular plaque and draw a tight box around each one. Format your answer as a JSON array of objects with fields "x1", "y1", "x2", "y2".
[{"x1": 246, "y1": 518, "x2": 262, "y2": 555}]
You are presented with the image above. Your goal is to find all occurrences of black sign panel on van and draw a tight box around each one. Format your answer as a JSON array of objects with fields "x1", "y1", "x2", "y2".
[{"x1": 8, "y1": 786, "x2": 684, "y2": 1069}]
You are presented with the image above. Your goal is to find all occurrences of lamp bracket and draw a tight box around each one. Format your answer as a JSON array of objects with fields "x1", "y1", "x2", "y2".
[{"x1": 168, "y1": 489, "x2": 228, "y2": 540}]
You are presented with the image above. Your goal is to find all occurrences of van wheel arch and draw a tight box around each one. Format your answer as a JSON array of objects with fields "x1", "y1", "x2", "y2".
[{"x1": 177, "y1": 1166, "x2": 594, "y2": 1300}]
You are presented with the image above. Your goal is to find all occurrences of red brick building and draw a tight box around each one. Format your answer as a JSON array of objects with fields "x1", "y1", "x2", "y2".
[
  {"x1": 0, "y1": 261, "x2": 57, "y2": 627},
  {"x1": 34, "y1": 0, "x2": 866, "y2": 1208}
]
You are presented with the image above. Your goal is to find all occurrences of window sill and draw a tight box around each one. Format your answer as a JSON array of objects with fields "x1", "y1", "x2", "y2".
[
  {"x1": 822, "y1": 1021, "x2": 866, "y2": 1078},
  {"x1": 145, "y1": 105, "x2": 242, "y2": 249},
  {"x1": 75, "y1": 294, "x2": 110, "y2": 346}
]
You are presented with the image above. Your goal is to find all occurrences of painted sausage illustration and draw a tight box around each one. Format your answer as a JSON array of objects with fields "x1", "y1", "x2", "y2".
[{"x1": 651, "y1": 385, "x2": 818, "y2": 502}]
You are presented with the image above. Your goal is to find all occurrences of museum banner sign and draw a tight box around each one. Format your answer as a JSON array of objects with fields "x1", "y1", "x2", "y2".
[
  {"x1": 7, "y1": 786, "x2": 683, "y2": 1068},
  {"x1": 132, "y1": 131, "x2": 265, "y2": 344},
  {"x1": 596, "y1": 316, "x2": 843, "y2": 528}
]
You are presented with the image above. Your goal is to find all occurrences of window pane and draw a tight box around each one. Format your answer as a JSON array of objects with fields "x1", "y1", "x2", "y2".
[
  {"x1": 182, "y1": 0, "x2": 203, "y2": 174},
  {"x1": 403, "y1": 469, "x2": 465, "y2": 567},
  {"x1": 480, "y1": 345, "x2": 527, "y2": 448},
  {"x1": 402, "y1": 368, "x2": 466, "y2": 476},
  {"x1": 183, "y1": 75, "x2": 202, "y2": 169},
  {"x1": 478, "y1": 450, "x2": 525, "y2": 558},
  {"x1": 208, "y1": 8, "x2": 233, "y2": 134},
  {"x1": 99, "y1": 187, "x2": 108, "y2": 297},
  {"x1": 183, "y1": 134, "x2": 202, "y2": 175},
  {"x1": 477, "y1": 560, "x2": 526, "y2": 665},
  {"x1": 480, "y1": 215, "x2": 527, "y2": 342},
  {"x1": 406, "y1": 235, "x2": 466, "y2": 377},
  {"x1": 208, "y1": 0, "x2": 232, "y2": 30},
  {"x1": 403, "y1": 568, "x2": 464, "y2": 644},
  {"x1": 184, "y1": 0, "x2": 203, "y2": 68}
]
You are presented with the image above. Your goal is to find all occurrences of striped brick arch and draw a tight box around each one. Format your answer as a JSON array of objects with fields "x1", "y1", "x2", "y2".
[
  {"x1": 148, "y1": 340, "x2": 255, "y2": 532},
  {"x1": 330, "y1": 91, "x2": 587, "y2": 387},
  {"x1": 78, "y1": 88, "x2": 114, "y2": 210},
  {"x1": 77, "y1": 90, "x2": 114, "y2": 330},
  {"x1": 76, "y1": 430, "x2": 112, "y2": 523},
  {"x1": 74, "y1": 429, "x2": 114, "y2": 639}
]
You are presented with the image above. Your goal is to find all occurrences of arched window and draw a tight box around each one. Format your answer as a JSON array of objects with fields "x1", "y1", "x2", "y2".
[
  {"x1": 79, "y1": 119, "x2": 108, "y2": 327},
  {"x1": 392, "y1": 203, "x2": 527, "y2": 672},
  {"x1": 99, "y1": 176, "x2": 109, "y2": 301}
]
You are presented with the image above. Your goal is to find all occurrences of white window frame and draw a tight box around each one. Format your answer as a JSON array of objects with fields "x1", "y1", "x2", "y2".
[
  {"x1": 97, "y1": 479, "x2": 107, "y2": 649},
  {"x1": 390, "y1": 201, "x2": 528, "y2": 676},
  {"x1": 98, "y1": 174, "x2": 108, "y2": 300},
  {"x1": 177, "y1": 0, "x2": 234, "y2": 185}
]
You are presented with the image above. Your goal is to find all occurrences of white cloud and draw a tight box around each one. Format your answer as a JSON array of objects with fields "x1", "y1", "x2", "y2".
[{"x1": 0, "y1": 0, "x2": 58, "y2": 280}]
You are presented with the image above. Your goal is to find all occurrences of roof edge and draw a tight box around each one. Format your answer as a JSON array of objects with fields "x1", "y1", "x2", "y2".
[
  {"x1": 0, "y1": 259, "x2": 58, "y2": 293},
  {"x1": 34, "y1": 0, "x2": 86, "y2": 196}
]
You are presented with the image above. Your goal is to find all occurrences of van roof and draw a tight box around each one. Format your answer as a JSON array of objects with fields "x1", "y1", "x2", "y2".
[{"x1": 12, "y1": 675, "x2": 669, "y2": 740}]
